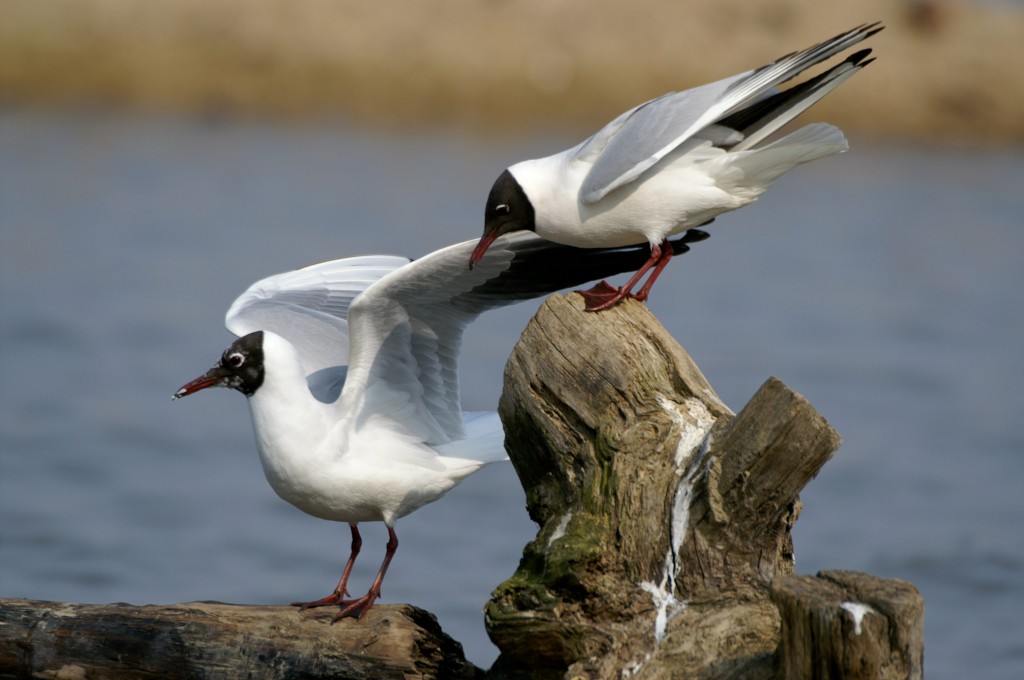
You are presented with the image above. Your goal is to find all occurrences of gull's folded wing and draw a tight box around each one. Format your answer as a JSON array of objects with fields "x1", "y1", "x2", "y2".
[{"x1": 580, "y1": 23, "x2": 882, "y2": 203}]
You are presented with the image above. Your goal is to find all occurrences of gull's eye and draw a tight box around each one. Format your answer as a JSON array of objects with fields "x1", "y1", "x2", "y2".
[
  {"x1": 495, "y1": 203, "x2": 510, "y2": 215},
  {"x1": 226, "y1": 352, "x2": 245, "y2": 368}
]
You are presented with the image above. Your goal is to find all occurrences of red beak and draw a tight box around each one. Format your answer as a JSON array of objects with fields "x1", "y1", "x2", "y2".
[
  {"x1": 172, "y1": 369, "x2": 225, "y2": 400},
  {"x1": 468, "y1": 231, "x2": 500, "y2": 270}
]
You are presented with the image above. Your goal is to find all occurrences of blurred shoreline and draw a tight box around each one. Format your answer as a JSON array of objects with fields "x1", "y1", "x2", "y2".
[{"x1": 2, "y1": 0, "x2": 1023, "y2": 143}]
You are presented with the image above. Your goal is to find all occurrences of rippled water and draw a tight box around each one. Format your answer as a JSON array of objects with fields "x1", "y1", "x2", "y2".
[{"x1": 1, "y1": 109, "x2": 1022, "y2": 675}]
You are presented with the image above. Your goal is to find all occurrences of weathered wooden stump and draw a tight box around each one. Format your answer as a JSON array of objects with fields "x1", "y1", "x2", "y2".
[
  {"x1": 484, "y1": 293, "x2": 923, "y2": 679},
  {"x1": 0, "y1": 600, "x2": 480, "y2": 679},
  {"x1": 771, "y1": 570, "x2": 924, "y2": 680}
]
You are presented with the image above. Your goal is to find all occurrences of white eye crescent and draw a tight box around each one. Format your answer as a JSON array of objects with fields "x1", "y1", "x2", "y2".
[
  {"x1": 495, "y1": 204, "x2": 510, "y2": 215},
  {"x1": 227, "y1": 353, "x2": 245, "y2": 368}
]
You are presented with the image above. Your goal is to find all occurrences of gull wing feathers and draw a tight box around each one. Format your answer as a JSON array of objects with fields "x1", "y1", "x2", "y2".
[
  {"x1": 340, "y1": 231, "x2": 709, "y2": 446},
  {"x1": 580, "y1": 22, "x2": 882, "y2": 203},
  {"x1": 722, "y1": 48, "x2": 875, "y2": 152},
  {"x1": 224, "y1": 256, "x2": 410, "y2": 399}
]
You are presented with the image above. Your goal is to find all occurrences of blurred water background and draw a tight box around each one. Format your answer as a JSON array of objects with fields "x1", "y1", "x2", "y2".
[
  {"x1": 2, "y1": 2, "x2": 1024, "y2": 676},
  {"x1": 2, "y1": 107, "x2": 1021, "y2": 677}
]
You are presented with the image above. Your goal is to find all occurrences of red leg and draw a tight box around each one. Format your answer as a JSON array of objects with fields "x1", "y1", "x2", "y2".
[
  {"x1": 332, "y1": 526, "x2": 399, "y2": 622},
  {"x1": 292, "y1": 523, "x2": 362, "y2": 609},
  {"x1": 581, "y1": 241, "x2": 663, "y2": 312},
  {"x1": 631, "y1": 238, "x2": 674, "y2": 302}
]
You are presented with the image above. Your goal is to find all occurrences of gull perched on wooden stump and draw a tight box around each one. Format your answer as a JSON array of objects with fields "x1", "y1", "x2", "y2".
[{"x1": 469, "y1": 23, "x2": 883, "y2": 311}]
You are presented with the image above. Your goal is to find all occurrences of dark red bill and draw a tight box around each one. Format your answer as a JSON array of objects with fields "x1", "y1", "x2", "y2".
[
  {"x1": 468, "y1": 231, "x2": 500, "y2": 270},
  {"x1": 172, "y1": 372, "x2": 222, "y2": 400}
]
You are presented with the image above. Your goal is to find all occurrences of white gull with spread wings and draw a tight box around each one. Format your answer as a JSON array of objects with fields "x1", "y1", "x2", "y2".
[{"x1": 174, "y1": 231, "x2": 708, "y2": 620}]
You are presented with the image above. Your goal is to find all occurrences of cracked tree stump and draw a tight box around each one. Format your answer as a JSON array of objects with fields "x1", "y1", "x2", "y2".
[
  {"x1": 770, "y1": 570, "x2": 924, "y2": 680},
  {"x1": 0, "y1": 600, "x2": 480, "y2": 679},
  {"x1": 485, "y1": 293, "x2": 923, "y2": 679}
]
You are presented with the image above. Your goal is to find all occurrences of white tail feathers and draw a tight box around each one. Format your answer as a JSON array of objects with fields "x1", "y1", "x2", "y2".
[
  {"x1": 435, "y1": 411, "x2": 507, "y2": 465},
  {"x1": 716, "y1": 123, "x2": 848, "y2": 193}
]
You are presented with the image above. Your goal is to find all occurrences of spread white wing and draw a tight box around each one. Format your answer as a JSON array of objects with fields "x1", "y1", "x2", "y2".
[
  {"x1": 339, "y1": 232, "x2": 709, "y2": 445},
  {"x1": 224, "y1": 255, "x2": 410, "y2": 402}
]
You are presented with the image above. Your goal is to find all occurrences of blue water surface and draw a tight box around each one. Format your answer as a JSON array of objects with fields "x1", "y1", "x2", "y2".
[{"x1": 1, "y1": 109, "x2": 1022, "y2": 675}]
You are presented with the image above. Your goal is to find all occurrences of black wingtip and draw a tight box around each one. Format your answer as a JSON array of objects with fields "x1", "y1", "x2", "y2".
[
  {"x1": 454, "y1": 230, "x2": 715, "y2": 310},
  {"x1": 863, "y1": 21, "x2": 886, "y2": 40},
  {"x1": 668, "y1": 229, "x2": 711, "y2": 255},
  {"x1": 682, "y1": 229, "x2": 711, "y2": 243}
]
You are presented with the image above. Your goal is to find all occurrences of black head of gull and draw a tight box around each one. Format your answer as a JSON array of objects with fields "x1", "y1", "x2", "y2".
[
  {"x1": 469, "y1": 169, "x2": 536, "y2": 269},
  {"x1": 174, "y1": 331, "x2": 265, "y2": 399}
]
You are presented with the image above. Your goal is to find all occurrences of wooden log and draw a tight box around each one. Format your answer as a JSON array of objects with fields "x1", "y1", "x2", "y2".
[
  {"x1": 679, "y1": 374, "x2": 844, "y2": 600},
  {"x1": 484, "y1": 294, "x2": 884, "y2": 678},
  {"x1": 770, "y1": 570, "x2": 925, "y2": 680},
  {"x1": 0, "y1": 599, "x2": 481, "y2": 680}
]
